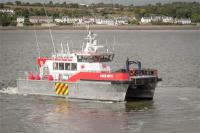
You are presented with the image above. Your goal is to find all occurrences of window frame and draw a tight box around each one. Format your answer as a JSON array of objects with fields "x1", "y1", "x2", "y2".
[
  {"x1": 65, "y1": 63, "x2": 70, "y2": 70},
  {"x1": 53, "y1": 62, "x2": 59, "y2": 70},
  {"x1": 59, "y1": 62, "x2": 65, "y2": 70},
  {"x1": 71, "y1": 63, "x2": 77, "y2": 71}
]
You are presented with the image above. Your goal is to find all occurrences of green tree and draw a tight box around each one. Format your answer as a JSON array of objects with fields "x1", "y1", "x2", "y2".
[
  {"x1": 32, "y1": 3, "x2": 42, "y2": 6},
  {"x1": 128, "y1": 19, "x2": 139, "y2": 25},
  {"x1": 38, "y1": 8, "x2": 45, "y2": 16},
  {"x1": 5, "y1": 2, "x2": 13, "y2": 5},
  {"x1": 0, "y1": 3, "x2": 4, "y2": 8},
  {"x1": 48, "y1": 1, "x2": 53, "y2": 7},
  {"x1": 15, "y1": 1, "x2": 22, "y2": 6},
  {"x1": 69, "y1": 3, "x2": 79, "y2": 8},
  {"x1": 176, "y1": 9, "x2": 191, "y2": 18},
  {"x1": 97, "y1": 3, "x2": 105, "y2": 7},
  {"x1": 156, "y1": 3, "x2": 162, "y2": 6},
  {"x1": 191, "y1": 13, "x2": 200, "y2": 22},
  {"x1": 62, "y1": 2, "x2": 67, "y2": 7},
  {"x1": 139, "y1": 8, "x2": 146, "y2": 17},
  {"x1": 21, "y1": 8, "x2": 30, "y2": 18},
  {"x1": 0, "y1": 13, "x2": 16, "y2": 26},
  {"x1": 23, "y1": 2, "x2": 30, "y2": 6}
]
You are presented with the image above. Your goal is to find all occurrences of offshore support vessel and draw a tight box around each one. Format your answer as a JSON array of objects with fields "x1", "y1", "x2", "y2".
[{"x1": 17, "y1": 30, "x2": 162, "y2": 101}]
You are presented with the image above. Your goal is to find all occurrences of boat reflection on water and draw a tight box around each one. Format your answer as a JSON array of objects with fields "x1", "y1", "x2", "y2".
[
  {"x1": 45, "y1": 97, "x2": 155, "y2": 133},
  {"x1": 42, "y1": 96, "x2": 155, "y2": 116},
  {"x1": 54, "y1": 98, "x2": 70, "y2": 114},
  {"x1": 0, "y1": 93, "x2": 155, "y2": 133},
  {"x1": 125, "y1": 101, "x2": 154, "y2": 112},
  {"x1": 44, "y1": 96, "x2": 155, "y2": 115}
]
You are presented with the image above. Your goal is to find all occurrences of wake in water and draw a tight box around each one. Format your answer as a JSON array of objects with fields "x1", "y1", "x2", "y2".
[
  {"x1": 158, "y1": 82, "x2": 200, "y2": 88},
  {"x1": 0, "y1": 87, "x2": 19, "y2": 94}
]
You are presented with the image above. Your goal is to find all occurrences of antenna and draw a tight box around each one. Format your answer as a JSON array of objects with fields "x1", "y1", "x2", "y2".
[
  {"x1": 86, "y1": 24, "x2": 90, "y2": 31},
  {"x1": 61, "y1": 42, "x2": 64, "y2": 54},
  {"x1": 113, "y1": 33, "x2": 116, "y2": 52},
  {"x1": 67, "y1": 42, "x2": 70, "y2": 54},
  {"x1": 112, "y1": 0, "x2": 116, "y2": 52},
  {"x1": 34, "y1": 29, "x2": 40, "y2": 58},
  {"x1": 64, "y1": 44, "x2": 67, "y2": 54},
  {"x1": 82, "y1": 42, "x2": 85, "y2": 52},
  {"x1": 29, "y1": 10, "x2": 41, "y2": 58},
  {"x1": 26, "y1": 5, "x2": 41, "y2": 72},
  {"x1": 42, "y1": 0, "x2": 56, "y2": 56},
  {"x1": 112, "y1": 0, "x2": 120, "y2": 71}
]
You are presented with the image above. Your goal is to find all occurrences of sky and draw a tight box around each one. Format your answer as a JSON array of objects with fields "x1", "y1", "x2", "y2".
[{"x1": 0, "y1": 0, "x2": 199, "y2": 6}]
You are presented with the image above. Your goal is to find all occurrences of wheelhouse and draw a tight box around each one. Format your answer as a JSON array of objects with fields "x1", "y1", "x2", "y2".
[
  {"x1": 36, "y1": 29, "x2": 115, "y2": 81},
  {"x1": 53, "y1": 62, "x2": 77, "y2": 71}
]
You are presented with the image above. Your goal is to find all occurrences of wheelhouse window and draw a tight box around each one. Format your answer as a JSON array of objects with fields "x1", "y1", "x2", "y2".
[
  {"x1": 65, "y1": 63, "x2": 70, "y2": 70},
  {"x1": 53, "y1": 62, "x2": 77, "y2": 71},
  {"x1": 77, "y1": 56, "x2": 82, "y2": 62},
  {"x1": 59, "y1": 63, "x2": 64, "y2": 70},
  {"x1": 53, "y1": 62, "x2": 58, "y2": 70},
  {"x1": 71, "y1": 63, "x2": 77, "y2": 71}
]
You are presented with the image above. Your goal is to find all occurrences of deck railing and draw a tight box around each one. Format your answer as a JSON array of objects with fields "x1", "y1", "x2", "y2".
[{"x1": 17, "y1": 71, "x2": 28, "y2": 80}]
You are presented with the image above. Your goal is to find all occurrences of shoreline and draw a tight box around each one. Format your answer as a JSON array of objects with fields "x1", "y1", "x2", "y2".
[{"x1": 0, "y1": 25, "x2": 199, "y2": 30}]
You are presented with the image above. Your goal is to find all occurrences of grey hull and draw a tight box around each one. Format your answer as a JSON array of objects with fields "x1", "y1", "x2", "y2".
[
  {"x1": 125, "y1": 83, "x2": 156, "y2": 100},
  {"x1": 17, "y1": 79, "x2": 156, "y2": 101},
  {"x1": 17, "y1": 79, "x2": 129, "y2": 101}
]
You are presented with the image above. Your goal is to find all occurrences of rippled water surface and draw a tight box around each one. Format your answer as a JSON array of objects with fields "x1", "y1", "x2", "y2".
[
  {"x1": 0, "y1": 30, "x2": 200, "y2": 87},
  {"x1": 1, "y1": 86, "x2": 200, "y2": 133},
  {"x1": 0, "y1": 30, "x2": 200, "y2": 133}
]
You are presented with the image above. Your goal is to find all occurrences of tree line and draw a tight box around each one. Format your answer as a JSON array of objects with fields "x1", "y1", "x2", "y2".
[
  {"x1": 134, "y1": 2, "x2": 200, "y2": 22},
  {"x1": 0, "y1": 1, "x2": 200, "y2": 26}
]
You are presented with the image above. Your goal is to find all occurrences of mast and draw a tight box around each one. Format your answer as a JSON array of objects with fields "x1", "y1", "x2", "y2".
[
  {"x1": 83, "y1": 25, "x2": 103, "y2": 53},
  {"x1": 42, "y1": 0, "x2": 56, "y2": 56}
]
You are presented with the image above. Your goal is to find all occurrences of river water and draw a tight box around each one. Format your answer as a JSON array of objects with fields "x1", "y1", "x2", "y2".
[{"x1": 0, "y1": 30, "x2": 200, "y2": 133}]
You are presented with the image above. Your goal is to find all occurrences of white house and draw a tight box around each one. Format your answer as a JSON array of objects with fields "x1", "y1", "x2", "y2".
[
  {"x1": 95, "y1": 18, "x2": 104, "y2": 25},
  {"x1": 83, "y1": 17, "x2": 95, "y2": 24},
  {"x1": 66, "y1": 17, "x2": 81, "y2": 24},
  {"x1": 96, "y1": 18, "x2": 116, "y2": 26},
  {"x1": 162, "y1": 16, "x2": 174, "y2": 23},
  {"x1": 0, "y1": 9, "x2": 14, "y2": 14},
  {"x1": 17, "y1": 17, "x2": 25, "y2": 23},
  {"x1": 174, "y1": 18, "x2": 191, "y2": 24},
  {"x1": 116, "y1": 19, "x2": 129, "y2": 25},
  {"x1": 140, "y1": 17, "x2": 151, "y2": 24},
  {"x1": 54, "y1": 17, "x2": 67, "y2": 23},
  {"x1": 104, "y1": 19, "x2": 116, "y2": 26},
  {"x1": 151, "y1": 16, "x2": 162, "y2": 22},
  {"x1": 29, "y1": 16, "x2": 53, "y2": 24},
  {"x1": 80, "y1": 4, "x2": 89, "y2": 7}
]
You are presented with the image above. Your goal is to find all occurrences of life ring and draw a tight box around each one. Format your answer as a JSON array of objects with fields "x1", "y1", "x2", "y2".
[
  {"x1": 102, "y1": 64, "x2": 107, "y2": 68},
  {"x1": 28, "y1": 71, "x2": 35, "y2": 80},
  {"x1": 81, "y1": 64, "x2": 85, "y2": 69},
  {"x1": 129, "y1": 69, "x2": 135, "y2": 76},
  {"x1": 48, "y1": 75, "x2": 54, "y2": 81}
]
